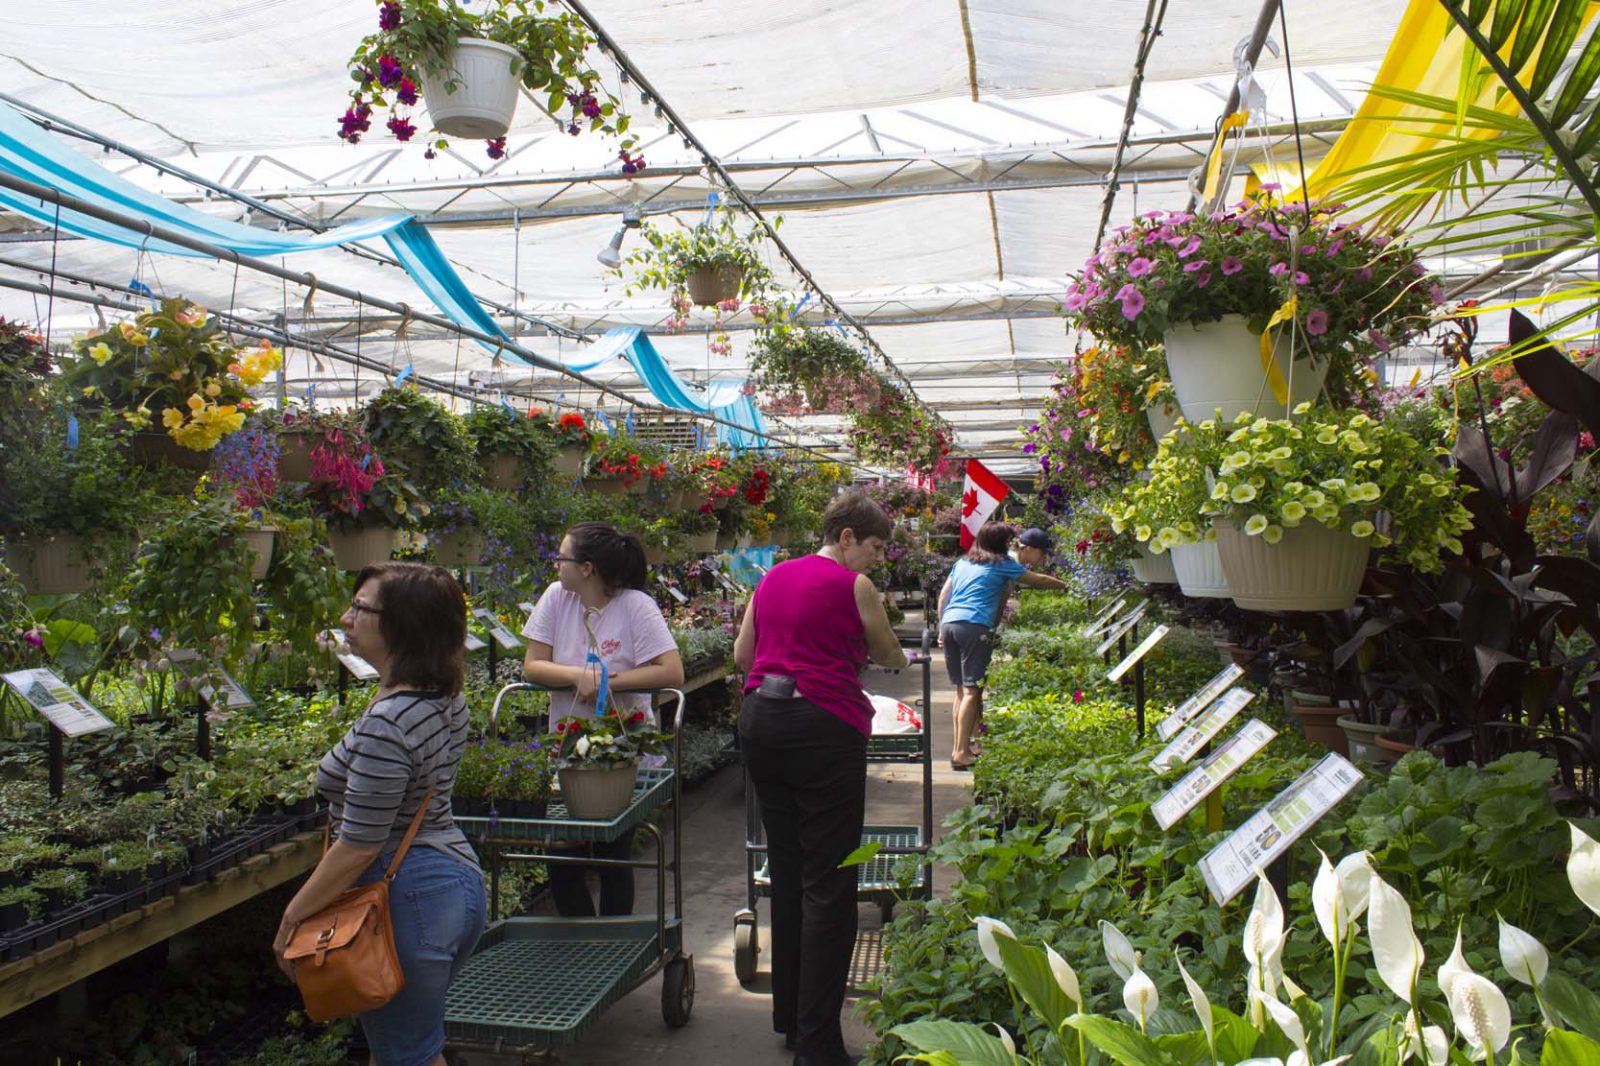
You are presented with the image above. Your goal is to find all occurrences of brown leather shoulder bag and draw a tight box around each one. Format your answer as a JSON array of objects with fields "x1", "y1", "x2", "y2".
[{"x1": 283, "y1": 789, "x2": 433, "y2": 1022}]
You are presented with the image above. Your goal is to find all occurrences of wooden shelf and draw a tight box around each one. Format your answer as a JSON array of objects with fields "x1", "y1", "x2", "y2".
[{"x1": 0, "y1": 831, "x2": 320, "y2": 1018}]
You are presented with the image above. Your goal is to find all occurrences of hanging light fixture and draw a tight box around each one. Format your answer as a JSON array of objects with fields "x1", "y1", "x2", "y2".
[{"x1": 596, "y1": 205, "x2": 643, "y2": 268}]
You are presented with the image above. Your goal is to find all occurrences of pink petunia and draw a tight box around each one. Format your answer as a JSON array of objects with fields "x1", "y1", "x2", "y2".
[
  {"x1": 1120, "y1": 289, "x2": 1146, "y2": 320},
  {"x1": 1366, "y1": 328, "x2": 1391, "y2": 352},
  {"x1": 1064, "y1": 292, "x2": 1088, "y2": 312},
  {"x1": 1183, "y1": 259, "x2": 1210, "y2": 273},
  {"x1": 1177, "y1": 235, "x2": 1202, "y2": 258},
  {"x1": 1127, "y1": 257, "x2": 1154, "y2": 277},
  {"x1": 1429, "y1": 283, "x2": 1445, "y2": 304},
  {"x1": 1194, "y1": 270, "x2": 1213, "y2": 289},
  {"x1": 1305, "y1": 309, "x2": 1329, "y2": 335},
  {"x1": 1269, "y1": 261, "x2": 1290, "y2": 277},
  {"x1": 1221, "y1": 256, "x2": 1243, "y2": 275},
  {"x1": 1293, "y1": 270, "x2": 1310, "y2": 286}
]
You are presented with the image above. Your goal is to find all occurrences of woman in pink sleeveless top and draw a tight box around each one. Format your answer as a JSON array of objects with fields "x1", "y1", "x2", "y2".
[{"x1": 733, "y1": 490, "x2": 907, "y2": 1066}]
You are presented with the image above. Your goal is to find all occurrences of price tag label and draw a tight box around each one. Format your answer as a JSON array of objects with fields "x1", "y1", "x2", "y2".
[
  {"x1": 167, "y1": 648, "x2": 255, "y2": 709},
  {"x1": 1152, "y1": 719, "x2": 1278, "y2": 830},
  {"x1": 1081, "y1": 596, "x2": 1131, "y2": 638},
  {"x1": 1094, "y1": 602, "x2": 1149, "y2": 657},
  {"x1": 1151, "y1": 688, "x2": 1255, "y2": 770},
  {"x1": 1157, "y1": 664, "x2": 1245, "y2": 740},
  {"x1": 666, "y1": 586, "x2": 690, "y2": 604},
  {"x1": 1107, "y1": 625, "x2": 1170, "y2": 683},
  {"x1": 465, "y1": 632, "x2": 488, "y2": 652},
  {"x1": 3, "y1": 668, "x2": 114, "y2": 737},
  {"x1": 1199, "y1": 753, "x2": 1365, "y2": 905}
]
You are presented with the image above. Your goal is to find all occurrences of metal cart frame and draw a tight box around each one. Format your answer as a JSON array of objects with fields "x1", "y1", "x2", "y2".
[
  {"x1": 733, "y1": 631, "x2": 935, "y2": 985},
  {"x1": 444, "y1": 683, "x2": 692, "y2": 1058}
]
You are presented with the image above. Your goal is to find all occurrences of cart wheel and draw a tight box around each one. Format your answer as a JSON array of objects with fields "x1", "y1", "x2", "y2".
[
  {"x1": 662, "y1": 954, "x2": 695, "y2": 1027},
  {"x1": 734, "y1": 913, "x2": 759, "y2": 986}
]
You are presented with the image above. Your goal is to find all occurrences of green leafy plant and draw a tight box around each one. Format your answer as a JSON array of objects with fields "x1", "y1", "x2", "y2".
[
  {"x1": 749, "y1": 328, "x2": 874, "y2": 414},
  {"x1": 464, "y1": 404, "x2": 556, "y2": 476},
  {"x1": 454, "y1": 735, "x2": 553, "y2": 804},
  {"x1": 553, "y1": 708, "x2": 670, "y2": 769},
  {"x1": 120, "y1": 498, "x2": 261, "y2": 663},
  {"x1": 361, "y1": 385, "x2": 475, "y2": 489},
  {"x1": 0, "y1": 410, "x2": 149, "y2": 538}
]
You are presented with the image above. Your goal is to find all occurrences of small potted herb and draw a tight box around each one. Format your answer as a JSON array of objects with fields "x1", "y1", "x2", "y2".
[{"x1": 0, "y1": 885, "x2": 40, "y2": 932}]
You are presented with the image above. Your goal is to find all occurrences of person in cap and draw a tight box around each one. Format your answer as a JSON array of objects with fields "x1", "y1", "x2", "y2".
[
  {"x1": 936, "y1": 522, "x2": 1066, "y2": 770},
  {"x1": 1016, "y1": 527, "x2": 1054, "y2": 567}
]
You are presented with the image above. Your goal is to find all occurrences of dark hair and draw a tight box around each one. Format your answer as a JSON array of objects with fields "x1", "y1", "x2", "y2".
[
  {"x1": 965, "y1": 522, "x2": 1015, "y2": 565},
  {"x1": 821, "y1": 489, "x2": 894, "y2": 545},
  {"x1": 354, "y1": 562, "x2": 467, "y2": 695},
  {"x1": 565, "y1": 522, "x2": 648, "y2": 591}
]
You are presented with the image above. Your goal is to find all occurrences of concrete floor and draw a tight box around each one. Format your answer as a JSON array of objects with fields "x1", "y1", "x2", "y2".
[{"x1": 527, "y1": 650, "x2": 972, "y2": 1066}]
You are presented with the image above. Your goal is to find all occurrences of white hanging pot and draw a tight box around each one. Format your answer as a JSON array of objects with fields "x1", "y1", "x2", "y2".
[
  {"x1": 558, "y1": 762, "x2": 638, "y2": 821},
  {"x1": 1164, "y1": 315, "x2": 1331, "y2": 423},
  {"x1": 1169, "y1": 539, "x2": 1231, "y2": 599},
  {"x1": 553, "y1": 445, "x2": 585, "y2": 480},
  {"x1": 1144, "y1": 400, "x2": 1181, "y2": 442},
  {"x1": 241, "y1": 526, "x2": 277, "y2": 581},
  {"x1": 327, "y1": 526, "x2": 398, "y2": 571},
  {"x1": 420, "y1": 38, "x2": 522, "y2": 140},
  {"x1": 432, "y1": 527, "x2": 487, "y2": 567},
  {"x1": 1129, "y1": 542, "x2": 1177, "y2": 584},
  {"x1": 1213, "y1": 518, "x2": 1370, "y2": 612}
]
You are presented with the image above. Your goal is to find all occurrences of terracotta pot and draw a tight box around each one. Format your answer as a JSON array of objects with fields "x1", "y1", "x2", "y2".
[
  {"x1": 553, "y1": 445, "x2": 585, "y2": 480},
  {"x1": 557, "y1": 762, "x2": 638, "y2": 821},
  {"x1": 127, "y1": 431, "x2": 211, "y2": 470},
  {"x1": 1374, "y1": 732, "x2": 1415, "y2": 762},
  {"x1": 276, "y1": 428, "x2": 321, "y2": 482},
  {"x1": 327, "y1": 527, "x2": 397, "y2": 571},
  {"x1": 432, "y1": 528, "x2": 487, "y2": 567},
  {"x1": 482, "y1": 453, "x2": 522, "y2": 491},
  {"x1": 4, "y1": 533, "x2": 106, "y2": 595},
  {"x1": 241, "y1": 526, "x2": 276, "y2": 581},
  {"x1": 1292, "y1": 702, "x2": 1349, "y2": 756},
  {"x1": 687, "y1": 531, "x2": 718, "y2": 553},
  {"x1": 685, "y1": 264, "x2": 744, "y2": 307}
]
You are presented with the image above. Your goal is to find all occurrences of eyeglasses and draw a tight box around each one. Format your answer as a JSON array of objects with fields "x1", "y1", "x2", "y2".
[
  {"x1": 348, "y1": 600, "x2": 383, "y2": 617},
  {"x1": 553, "y1": 555, "x2": 585, "y2": 565}
]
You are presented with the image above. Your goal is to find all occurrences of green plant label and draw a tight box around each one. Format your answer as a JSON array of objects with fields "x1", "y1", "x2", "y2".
[
  {"x1": 1106, "y1": 624, "x2": 1171, "y2": 683},
  {"x1": 1152, "y1": 718, "x2": 1277, "y2": 830},
  {"x1": 1199, "y1": 752, "x2": 1364, "y2": 905},
  {"x1": 1152, "y1": 688, "x2": 1255, "y2": 770},
  {"x1": 1157, "y1": 663, "x2": 1246, "y2": 740},
  {"x1": 1094, "y1": 602, "x2": 1150, "y2": 656},
  {"x1": 3, "y1": 667, "x2": 113, "y2": 737}
]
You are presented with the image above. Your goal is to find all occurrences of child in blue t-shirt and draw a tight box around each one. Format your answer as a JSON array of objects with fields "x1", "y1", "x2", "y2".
[{"x1": 936, "y1": 524, "x2": 1066, "y2": 769}]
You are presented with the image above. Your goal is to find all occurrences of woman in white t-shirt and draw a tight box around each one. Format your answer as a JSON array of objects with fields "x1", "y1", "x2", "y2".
[{"x1": 521, "y1": 522, "x2": 684, "y2": 916}]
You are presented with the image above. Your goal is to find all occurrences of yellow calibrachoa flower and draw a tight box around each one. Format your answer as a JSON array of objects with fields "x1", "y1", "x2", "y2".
[{"x1": 88, "y1": 342, "x2": 113, "y2": 365}]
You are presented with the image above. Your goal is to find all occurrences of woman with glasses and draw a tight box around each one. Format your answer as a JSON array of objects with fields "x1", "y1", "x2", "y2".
[
  {"x1": 273, "y1": 562, "x2": 483, "y2": 1066},
  {"x1": 521, "y1": 522, "x2": 684, "y2": 916}
]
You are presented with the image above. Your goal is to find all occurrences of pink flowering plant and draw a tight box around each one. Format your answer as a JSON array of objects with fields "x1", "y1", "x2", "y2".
[
  {"x1": 749, "y1": 328, "x2": 875, "y2": 415},
  {"x1": 1064, "y1": 196, "x2": 1439, "y2": 373},
  {"x1": 848, "y1": 381, "x2": 953, "y2": 477},
  {"x1": 340, "y1": 0, "x2": 641, "y2": 167},
  {"x1": 1019, "y1": 365, "x2": 1129, "y2": 516}
]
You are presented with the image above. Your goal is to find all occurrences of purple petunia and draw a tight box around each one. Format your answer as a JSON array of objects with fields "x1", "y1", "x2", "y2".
[
  {"x1": 1177, "y1": 235, "x2": 1202, "y2": 258},
  {"x1": 1126, "y1": 257, "x2": 1154, "y2": 277},
  {"x1": 1194, "y1": 270, "x2": 1213, "y2": 289},
  {"x1": 1269, "y1": 261, "x2": 1290, "y2": 277},
  {"x1": 1305, "y1": 309, "x2": 1329, "y2": 336},
  {"x1": 1221, "y1": 256, "x2": 1243, "y2": 275},
  {"x1": 1119, "y1": 287, "x2": 1146, "y2": 320},
  {"x1": 1183, "y1": 259, "x2": 1209, "y2": 273}
]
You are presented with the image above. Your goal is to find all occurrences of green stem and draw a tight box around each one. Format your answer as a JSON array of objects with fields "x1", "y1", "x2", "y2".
[
  {"x1": 1327, "y1": 929, "x2": 1350, "y2": 1059},
  {"x1": 1557, "y1": 917, "x2": 1597, "y2": 954},
  {"x1": 1006, "y1": 984, "x2": 1036, "y2": 1063}
]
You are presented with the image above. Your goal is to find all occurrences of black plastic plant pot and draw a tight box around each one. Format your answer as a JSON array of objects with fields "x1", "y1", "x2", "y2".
[{"x1": 0, "y1": 901, "x2": 28, "y2": 934}]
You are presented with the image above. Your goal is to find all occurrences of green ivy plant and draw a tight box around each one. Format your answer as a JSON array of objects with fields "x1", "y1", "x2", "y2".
[
  {"x1": 464, "y1": 404, "x2": 556, "y2": 476},
  {"x1": 361, "y1": 385, "x2": 476, "y2": 489}
]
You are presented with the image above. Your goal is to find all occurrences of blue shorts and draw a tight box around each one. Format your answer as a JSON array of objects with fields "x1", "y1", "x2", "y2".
[
  {"x1": 941, "y1": 621, "x2": 996, "y2": 687},
  {"x1": 354, "y1": 845, "x2": 486, "y2": 1066}
]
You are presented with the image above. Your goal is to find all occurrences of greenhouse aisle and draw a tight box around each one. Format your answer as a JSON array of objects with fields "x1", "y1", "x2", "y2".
[{"x1": 531, "y1": 649, "x2": 971, "y2": 1066}]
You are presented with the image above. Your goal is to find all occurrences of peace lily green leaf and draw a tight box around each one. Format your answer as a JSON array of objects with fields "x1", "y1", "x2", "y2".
[
  {"x1": 1543, "y1": 972, "x2": 1600, "y2": 1043},
  {"x1": 1541, "y1": 1029, "x2": 1600, "y2": 1066},
  {"x1": 1151, "y1": 1031, "x2": 1209, "y2": 1065},
  {"x1": 891, "y1": 1020, "x2": 1016, "y2": 1066},
  {"x1": 1067, "y1": 1014, "x2": 1176, "y2": 1066},
  {"x1": 994, "y1": 933, "x2": 1073, "y2": 1032}
]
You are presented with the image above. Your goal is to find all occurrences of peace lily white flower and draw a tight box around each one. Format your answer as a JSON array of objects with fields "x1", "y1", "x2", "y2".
[
  {"x1": 1261, "y1": 990, "x2": 1308, "y2": 1061},
  {"x1": 1570, "y1": 822, "x2": 1600, "y2": 917},
  {"x1": 1438, "y1": 927, "x2": 1470, "y2": 1002},
  {"x1": 1243, "y1": 872, "x2": 1285, "y2": 971},
  {"x1": 1448, "y1": 971, "x2": 1512, "y2": 1059},
  {"x1": 1100, "y1": 919, "x2": 1138, "y2": 981},
  {"x1": 1045, "y1": 944, "x2": 1081, "y2": 1009},
  {"x1": 1400, "y1": 1011, "x2": 1449, "y2": 1066},
  {"x1": 1122, "y1": 967, "x2": 1159, "y2": 1030},
  {"x1": 973, "y1": 916, "x2": 1016, "y2": 971},
  {"x1": 1176, "y1": 955, "x2": 1213, "y2": 1051},
  {"x1": 1496, "y1": 915, "x2": 1548, "y2": 987},
  {"x1": 1311, "y1": 848, "x2": 1374, "y2": 948},
  {"x1": 1367, "y1": 874, "x2": 1424, "y2": 1003},
  {"x1": 991, "y1": 1023, "x2": 1016, "y2": 1059}
]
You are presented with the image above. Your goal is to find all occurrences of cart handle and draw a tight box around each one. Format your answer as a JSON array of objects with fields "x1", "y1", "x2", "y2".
[{"x1": 487, "y1": 681, "x2": 688, "y2": 741}]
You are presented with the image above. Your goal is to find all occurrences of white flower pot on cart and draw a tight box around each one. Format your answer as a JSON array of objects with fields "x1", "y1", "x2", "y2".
[
  {"x1": 557, "y1": 762, "x2": 638, "y2": 821},
  {"x1": 1169, "y1": 539, "x2": 1231, "y2": 599},
  {"x1": 420, "y1": 38, "x2": 521, "y2": 139},
  {"x1": 1164, "y1": 315, "x2": 1331, "y2": 423},
  {"x1": 1213, "y1": 519, "x2": 1370, "y2": 612}
]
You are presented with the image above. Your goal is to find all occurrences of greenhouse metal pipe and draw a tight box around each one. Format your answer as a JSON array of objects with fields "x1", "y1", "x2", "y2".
[
  {"x1": 563, "y1": 0, "x2": 922, "y2": 400},
  {"x1": 0, "y1": 91, "x2": 585, "y2": 342},
  {"x1": 1182, "y1": 0, "x2": 1284, "y2": 212},
  {"x1": 1092, "y1": 0, "x2": 1172, "y2": 252}
]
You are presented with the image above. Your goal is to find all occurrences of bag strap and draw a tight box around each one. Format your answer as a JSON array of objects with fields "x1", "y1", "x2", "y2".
[{"x1": 383, "y1": 787, "x2": 435, "y2": 881}]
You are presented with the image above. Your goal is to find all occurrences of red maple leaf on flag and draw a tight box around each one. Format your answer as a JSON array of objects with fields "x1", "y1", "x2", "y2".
[{"x1": 961, "y1": 487, "x2": 979, "y2": 517}]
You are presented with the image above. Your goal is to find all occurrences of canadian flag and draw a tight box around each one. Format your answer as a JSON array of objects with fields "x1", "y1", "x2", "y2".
[{"x1": 959, "y1": 459, "x2": 1010, "y2": 550}]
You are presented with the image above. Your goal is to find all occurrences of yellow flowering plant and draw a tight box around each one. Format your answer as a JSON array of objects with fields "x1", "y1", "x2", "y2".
[
  {"x1": 1115, "y1": 404, "x2": 1475, "y2": 572},
  {"x1": 62, "y1": 299, "x2": 280, "y2": 451}
]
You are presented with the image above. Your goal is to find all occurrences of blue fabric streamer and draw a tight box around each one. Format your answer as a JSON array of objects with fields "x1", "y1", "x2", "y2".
[
  {"x1": 65, "y1": 412, "x2": 78, "y2": 450},
  {"x1": 394, "y1": 363, "x2": 413, "y2": 386}
]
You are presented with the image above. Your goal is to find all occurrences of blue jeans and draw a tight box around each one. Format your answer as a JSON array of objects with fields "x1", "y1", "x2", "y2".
[{"x1": 354, "y1": 846, "x2": 486, "y2": 1066}]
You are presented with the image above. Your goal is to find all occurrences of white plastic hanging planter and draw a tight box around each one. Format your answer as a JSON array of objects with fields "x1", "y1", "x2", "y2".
[
  {"x1": 420, "y1": 38, "x2": 522, "y2": 139},
  {"x1": 1164, "y1": 315, "x2": 1330, "y2": 423},
  {"x1": 1129, "y1": 543, "x2": 1177, "y2": 584},
  {"x1": 1144, "y1": 401, "x2": 1181, "y2": 442},
  {"x1": 1213, "y1": 519, "x2": 1369, "y2": 611},
  {"x1": 1169, "y1": 540, "x2": 1231, "y2": 598}
]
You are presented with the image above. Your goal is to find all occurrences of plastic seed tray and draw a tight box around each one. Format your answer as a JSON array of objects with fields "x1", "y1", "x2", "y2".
[
  {"x1": 753, "y1": 824, "x2": 925, "y2": 896},
  {"x1": 445, "y1": 916, "x2": 682, "y2": 1048},
  {"x1": 454, "y1": 767, "x2": 674, "y2": 845},
  {"x1": 866, "y1": 734, "x2": 924, "y2": 760}
]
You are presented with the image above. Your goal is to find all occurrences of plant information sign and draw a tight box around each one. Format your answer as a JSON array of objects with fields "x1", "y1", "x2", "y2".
[
  {"x1": 3, "y1": 668, "x2": 113, "y2": 737},
  {"x1": 473, "y1": 609, "x2": 522, "y2": 651},
  {"x1": 323, "y1": 630, "x2": 379, "y2": 680},
  {"x1": 465, "y1": 632, "x2": 488, "y2": 652},
  {"x1": 1156, "y1": 664, "x2": 1245, "y2": 741},
  {"x1": 1151, "y1": 688, "x2": 1255, "y2": 770},
  {"x1": 1094, "y1": 602, "x2": 1150, "y2": 657},
  {"x1": 167, "y1": 648, "x2": 255, "y2": 709},
  {"x1": 1106, "y1": 624, "x2": 1170, "y2": 683},
  {"x1": 1081, "y1": 596, "x2": 1132, "y2": 638},
  {"x1": 1199, "y1": 752, "x2": 1364, "y2": 905},
  {"x1": 1151, "y1": 719, "x2": 1278, "y2": 830}
]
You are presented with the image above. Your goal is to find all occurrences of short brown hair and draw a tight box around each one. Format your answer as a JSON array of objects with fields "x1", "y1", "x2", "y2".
[
  {"x1": 966, "y1": 522, "x2": 1015, "y2": 565},
  {"x1": 821, "y1": 489, "x2": 893, "y2": 545},
  {"x1": 354, "y1": 562, "x2": 468, "y2": 695}
]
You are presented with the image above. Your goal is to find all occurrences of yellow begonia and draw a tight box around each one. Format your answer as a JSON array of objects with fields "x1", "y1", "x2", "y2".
[{"x1": 89, "y1": 342, "x2": 113, "y2": 366}]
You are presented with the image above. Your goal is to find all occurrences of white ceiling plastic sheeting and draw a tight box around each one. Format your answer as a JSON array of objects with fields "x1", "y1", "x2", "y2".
[{"x1": 0, "y1": 0, "x2": 1416, "y2": 472}]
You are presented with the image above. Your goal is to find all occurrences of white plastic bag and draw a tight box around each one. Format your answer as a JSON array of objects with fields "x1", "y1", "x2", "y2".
[{"x1": 868, "y1": 692, "x2": 922, "y2": 734}]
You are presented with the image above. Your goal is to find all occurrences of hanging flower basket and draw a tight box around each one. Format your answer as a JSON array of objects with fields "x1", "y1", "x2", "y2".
[
  {"x1": 1128, "y1": 543, "x2": 1177, "y2": 584},
  {"x1": 1164, "y1": 315, "x2": 1332, "y2": 423},
  {"x1": 687, "y1": 530, "x2": 718, "y2": 554},
  {"x1": 127, "y1": 431, "x2": 211, "y2": 471},
  {"x1": 685, "y1": 264, "x2": 744, "y2": 307},
  {"x1": 432, "y1": 528, "x2": 487, "y2": 567},
  {"x1": 418, "y1": 38, "x2": 522, "y2": 140},
  {"x1": 644, "y1": 545, "x2": 668, "y2": 566},
  {"x1": 1213, "y1": 518, "x2": 1369, "y2": 612},
  {"x1": 557, "y1": 762, "x2": 638, "y2": 821},
  {"x1": 553, "y1": 445, "x2": 585, "y2": 480},
  {"x1": 482, "y1": 452, "x2": 522, "y2": 491},
  {"x1": 241, "y1": 526, "x2": 277, "y2": 582},
  {"x1": 3, "y1": 534, "x2": 103, "y2": 595},
  {"x1": 327, "y1": 526, "x2": 398, "y2": 571},
  {"x1": 715, "y1": 530, "x2": 738, "y2": 551},
  {"x1": 769, "y1": 527, "x2": 791, "y2": 548},
  {"x1": 277, "y1": 428, "x2": 320, "y2": 482},
  {"x1": 587, "y1": 476, "x2": 629, "y2": 497},
  {"x1": 1144, "y1": 401, "x2": 1181, "y2": 442},
  {"x1": 1168, "y1": 539, "x2": 1231, "y2": 599}
]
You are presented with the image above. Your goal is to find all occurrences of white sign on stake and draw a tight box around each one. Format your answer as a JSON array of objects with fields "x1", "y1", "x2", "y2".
[
  {"x1": 473, "y1": 609, "x2": 522, "y2": 651},
  {"x1": 167, "y1": 648, "x2": 255, "y2": 709},
  {"x1": 1107, "y1": 625, "x2": 1170, "y2": 683},
  {"x1": 517, "y1": 601, "x2": 536, "y2": 617},
  {"x1": 1094, "y1": 602, "x2": 1150, "y2": 657},
  {"x1": 1151, "y1": 688, "x2": 1256, "y2": 770},
  {"x1": 1199, "y1": 753, "x2": 1365, "y2": 905},
  {"x1": 3, "y1": 668, "x2": 114, "y2": 737},
  {"x1": 323, "y1": 630, "x2": 380, "y2": 680},
  {"x1": 666, "y1": 586, "x2": 689, "y2": 604},
  {"x1": 1152, "y1": 719, "x2": 1278, "y2": 831},
  {"x1": 465, "y1": 632, "x2": 488, "y2": 652},
  {"x1": 1157, "y1": 664, "x2": 1246, "y2": 741},
  {"x1": 1082, "y1": 596, "x2": 1134, "y2": 639}
]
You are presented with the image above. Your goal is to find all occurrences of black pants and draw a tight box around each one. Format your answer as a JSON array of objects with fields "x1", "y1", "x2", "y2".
[
  {"x1": 740, "y1": 692, "x2": 868, "y2": 1061},
  {"x1": 549, "y1": 829, "x2": 636, "y2": 917}
]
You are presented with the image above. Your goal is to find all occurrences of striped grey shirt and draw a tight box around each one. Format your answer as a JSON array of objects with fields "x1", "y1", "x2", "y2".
[{"x1": 316, "y1": 690, "x2": 478, "y2": 870}]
